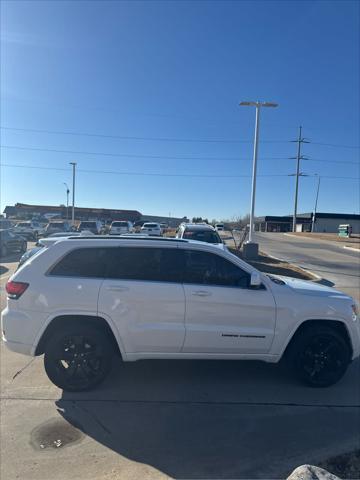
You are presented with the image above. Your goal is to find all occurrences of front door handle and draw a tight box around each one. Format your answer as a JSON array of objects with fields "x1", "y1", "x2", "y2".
[
  {"x1": 191, "y1": 290, "x2": 211, "y2": 297},
  {"x1": 106, "y1": 285, "x2": 129, "y2": 292}
]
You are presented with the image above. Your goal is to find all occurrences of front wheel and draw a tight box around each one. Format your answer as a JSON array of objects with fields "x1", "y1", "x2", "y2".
[
  {"x1": 44, "y1": 324, "x2": 114, "y2": 391},
  {"x1": 288, "y1": 326, "x2": 351, "y2": 387}
]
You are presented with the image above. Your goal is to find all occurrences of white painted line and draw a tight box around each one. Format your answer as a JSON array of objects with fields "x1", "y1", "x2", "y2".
[{"x1": 343, "y1": 246, "x2": 360, "y2": 252}]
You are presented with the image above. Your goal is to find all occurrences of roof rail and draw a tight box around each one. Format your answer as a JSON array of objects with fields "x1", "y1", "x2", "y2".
[{"x1": 70, "y1": 235, "x2": 189, "y2": 243}]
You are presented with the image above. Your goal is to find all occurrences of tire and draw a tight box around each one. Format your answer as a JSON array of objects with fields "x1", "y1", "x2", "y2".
[
  {"x1": 44, "y1": 324, "x2": 114, "y2": 392},
  {"x1": 287, "y1": 325, "x2": 351, "y2": 387}
]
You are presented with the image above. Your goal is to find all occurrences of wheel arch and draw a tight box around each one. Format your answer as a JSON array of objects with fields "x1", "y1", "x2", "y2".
[
  {"x1": 281, "y1": 318, "x2": 353, "y2": 360},
  {"x1": 34, "y1": 314, "x2": 124, "y2": 358}
]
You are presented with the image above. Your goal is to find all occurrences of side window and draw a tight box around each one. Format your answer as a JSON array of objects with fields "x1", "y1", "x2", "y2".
[
  {"x1": 184, "y1": 250, "x2": 250, "y2": 288},
  {"x1": 49, "y1": 248, "x2": 108, "y2": 278},
  {"x1": 106, "y1": 247, "x2": 184, "y2": 283}
]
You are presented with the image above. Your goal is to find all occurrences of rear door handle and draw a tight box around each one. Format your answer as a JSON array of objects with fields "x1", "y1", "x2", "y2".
[
  {"x1": 106, "y1": 285, "x2": 129, "y2": 292},
  {"x1": 192, "y1": 290, "x2": 211, "y2": 297}
]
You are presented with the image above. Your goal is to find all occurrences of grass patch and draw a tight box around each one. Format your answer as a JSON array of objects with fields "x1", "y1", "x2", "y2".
[{"x1": 229, "y1": 248, "x2": 315, "y2": 281}]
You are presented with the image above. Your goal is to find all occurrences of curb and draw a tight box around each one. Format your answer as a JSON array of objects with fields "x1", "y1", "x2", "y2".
[
  {"x1": 260, "y1": 251, "x2": 322, "y2": 282},
  {"x1": 343, "y1": 245, "x2": 360, "y2": 252}
]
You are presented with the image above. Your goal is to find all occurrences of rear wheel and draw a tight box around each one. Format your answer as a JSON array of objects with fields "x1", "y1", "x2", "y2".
[
  {"x1": 44, "y1": 324, "x2": 114, "y2": 391},
  {"x1": 288, "y1": 325, "x2": 351, "y2": 387}
]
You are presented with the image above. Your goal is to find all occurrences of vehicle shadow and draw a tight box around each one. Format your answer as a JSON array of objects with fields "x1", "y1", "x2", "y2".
[{"x1": 56, "y1": 358, "x2": 360, "y2": 479}]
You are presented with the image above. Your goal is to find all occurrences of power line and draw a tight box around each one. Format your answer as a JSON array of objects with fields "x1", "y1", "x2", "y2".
[
  {"x1": 0, "y1": 144, "x2": 277, "y2": 161},
  {"x1": 1, "y1": 163, "x2": 359, "y2": 180},
  {"x1": 312, "y1": 142, "x2": 360, "y2": 149},
  {"x1": 1, "y1": 126, "x2": 359, "y2": 149},
  {"x1": 0, "y1": 127, "x2": 286, "y2": 145},
  {"x1": 1, "y1": 145, "x2": 359, "y2": 165}
]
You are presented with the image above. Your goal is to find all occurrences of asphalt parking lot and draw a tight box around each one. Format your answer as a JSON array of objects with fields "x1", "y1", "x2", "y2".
[{"x1": 1, "y1": 244, "x2": 360, "y2": 480}]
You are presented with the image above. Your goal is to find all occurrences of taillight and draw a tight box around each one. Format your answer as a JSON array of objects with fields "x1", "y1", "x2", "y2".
[{"x1": 6, "y1": 281, "x2": 29, "y2": 299}]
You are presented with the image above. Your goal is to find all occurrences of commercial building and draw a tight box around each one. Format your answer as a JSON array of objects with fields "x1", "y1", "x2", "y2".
[
  {"x1": 3, "y1": 203, "x2": 188, "y2": 228},
  {"x1": 255, "y1": 212, "x2": 360, "y2": 234}
]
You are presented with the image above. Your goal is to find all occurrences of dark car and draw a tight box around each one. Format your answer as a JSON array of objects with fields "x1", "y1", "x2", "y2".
[{"x1": 0, "y1": 229, "x2": 27, "y2": 258}]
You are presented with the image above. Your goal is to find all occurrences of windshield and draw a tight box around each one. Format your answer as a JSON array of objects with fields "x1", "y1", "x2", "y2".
[{"x1": 16, "y1": 223, "x2": 30, "y2": 227}]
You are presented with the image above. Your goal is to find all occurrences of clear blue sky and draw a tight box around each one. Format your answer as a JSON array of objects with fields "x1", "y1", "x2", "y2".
[{"x1": 1, "y1": 0, "x2": 359, "y2": 220}]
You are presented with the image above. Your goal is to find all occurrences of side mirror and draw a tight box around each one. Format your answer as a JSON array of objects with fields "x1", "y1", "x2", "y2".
[{"x1": 250, "y1": 271, "x2": 262, "y2": 288}]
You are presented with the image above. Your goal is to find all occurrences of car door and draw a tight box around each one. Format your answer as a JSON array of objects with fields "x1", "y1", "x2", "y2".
[
  {"x1": 181, "y1": 248, "x2": 276, "y2": 354},
  {"x1": 98, "y1": 246, "x2": 186, "y2": 354}
]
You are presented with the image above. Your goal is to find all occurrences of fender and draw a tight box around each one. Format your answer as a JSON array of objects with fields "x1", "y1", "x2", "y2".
[
  {"x1": 31, "y1": 309, "x2": 128, "y2": 360},
  {"x1": 274, "y1": 315, "x2": 355, "y2": 359}
]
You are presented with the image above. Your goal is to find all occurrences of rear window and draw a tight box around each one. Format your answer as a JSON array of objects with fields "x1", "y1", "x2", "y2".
[
  {"x1": 49, "y1": 246, "x2": 183, "y2": 282},
  {"x1": 112, "y1": 222, "x2": 128, "y2": 227},
  {"x1": 79, "y1": 222, "x2": 96, "y2": 228},
  {"x1": 49, "y1": 248, "x2": 108, "y2": 277},
  {"x1": 183, "y1": 230, "x2": 221, "y2": 244},
  {"x1": 143, "y1": 223, "x2": 159, "y2": 228},
  {"x1": 107, "y1": 247, "x2": 183, "y2": 282},
  {"x1": 48, "y1": 222, "x2": 65, "y2": 229}
]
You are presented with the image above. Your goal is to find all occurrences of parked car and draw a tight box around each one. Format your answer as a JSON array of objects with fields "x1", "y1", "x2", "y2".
[
  {"x1": 0, "y1": 229, "x2": 27, "y2": 257},
  {"x1": 176, "y1": 223, "x2": 223, "y2": 245},
  {"x1": 12, "y1": 221, "x2": 45, "y2": 240},
  {"x1": 43, "y1": 221, "x2": 71, "y2": 237},
  {"x1": 141, "y1": 222, "x2": 161, "y2": 236},
  {"x1": 215, "y1": 223, "x2": 225, "y2": 231},
  {"x1": 109, "y1": 221, "x2": 134, "y2": 235},
  {"x1": 2, "y1": 237, "x2": 359, "y2": 392},
  {"x1": 77, "y1": 221, "x2": 102, "y2": 235}
]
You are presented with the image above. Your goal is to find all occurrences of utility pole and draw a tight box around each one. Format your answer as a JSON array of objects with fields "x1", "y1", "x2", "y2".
[
  {"x1": 63, "y1": 183, "x2": 70, "y2": 220},
  {"x1": 312, "y1": 175, "x2": 321, "y2": 232},
  {"x1": 69, "y1": 162, "x2": 76, "y2": 226},
  {"x1": 291, "y1": 126, "x2": 310, "y2": 232}
]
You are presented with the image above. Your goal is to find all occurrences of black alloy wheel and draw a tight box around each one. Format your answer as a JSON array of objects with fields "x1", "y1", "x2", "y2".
[
  {"x1": 44, "y1": 325, "x2": 113, "y2": 391},
  {"x1": 290, "y1": 326, "x2": 351, "y2": 387}
]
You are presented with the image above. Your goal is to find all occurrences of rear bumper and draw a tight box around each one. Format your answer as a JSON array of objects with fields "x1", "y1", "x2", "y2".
[
  {"x1": 2, "y1": 334, "x2": 34, "y2": 356},
  {"x1": 1, "y1": 307, "x2": 40, "y2": 357}
]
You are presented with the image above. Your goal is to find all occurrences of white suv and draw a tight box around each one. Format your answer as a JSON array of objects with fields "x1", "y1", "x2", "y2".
[
  {"x1": 109, "y1": 221, "x2": 133, "y2": 235},
  {"x1": 2, "y1": 237, "x2": 359, "y2": 391},
  {"x1": 141, "y1": 222, "x2": 161, "y2": 236}
]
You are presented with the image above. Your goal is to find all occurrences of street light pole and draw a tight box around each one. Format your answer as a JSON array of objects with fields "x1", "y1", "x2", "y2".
[
  {"x1": 63, "y1": 182, "x2": 70, "y2": 220},
  {"x1": 239, "y1": 101, "x2": 278, "y2": 258},
  {"x1": 69, "y1": 162, "x2": 76, "y2": 226},
  {"x1": 312, "y1": 175, "x2": 321, "y2": 232},
  {"x1": 249, "y1": 104, "x2": 260, "y2": 243}
]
